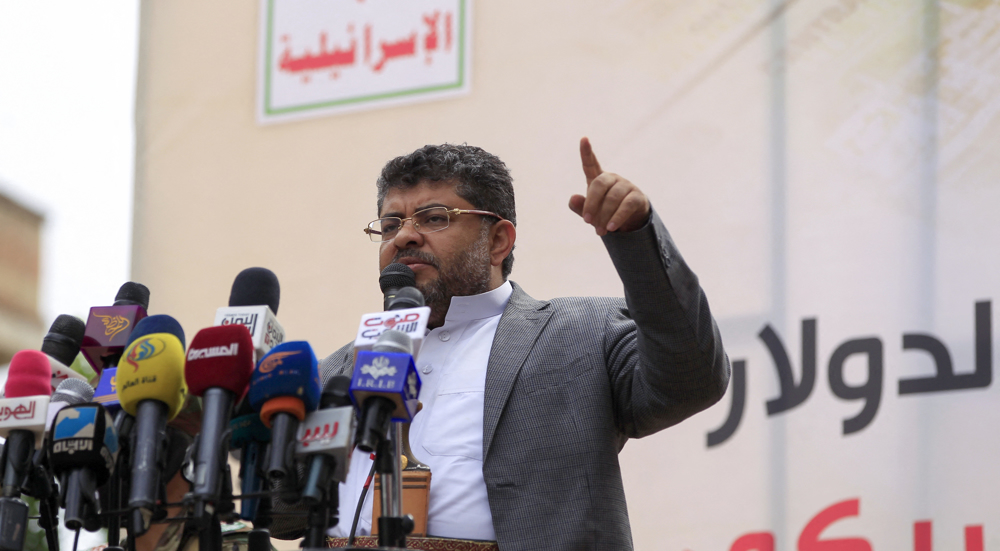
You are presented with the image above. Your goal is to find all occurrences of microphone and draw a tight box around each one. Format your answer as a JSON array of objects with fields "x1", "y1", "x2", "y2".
[
  {"x1": 248, "y1": 341, "x2": 320, "y2": 484},
  {"x1": 379, "y1": 263, "x2": 426, "y2": 311},
  {"x1": 27, "y1": 377, "x2": 95, "y2": 546},
  {"x1": 354, "y1": 264, "x2": 431, "y2": 356},
  {"x1": 115, "y1": 314, "x2": 187, "y2": 536},
  {"x1": 1, "y1": 350, "x2": 53, "y2": 493},
  {"x1": 47, "y1": 403, "x2": 119, "y2": 531},
  {"x1": 214, "y1": 268, "x2": 285, "y2": 361},
  {"x1": 0, "y1": 350, "x2": 51, "y2": 551},
  {"x1": 230, "y1": 400, "x2": 271, "y2": 523},
  {"x1": 47, "y1": 378, "x2": 96, "y2": 433},
  {"x1": 298, "y1": 376, "x2": 354, "y2": 502},
  {"x1": 80, "y1": 282, "x2": 150, "y2": 374},
  {"x1": 297, "y1": 376, "x2": 355, "y2": 547},
  {"x1": 92, "y1": 367, "x2": 122, "y2": 414},
  {"x1": 41, "y1": 314, "x2": 89, "y2": 391},
  {"x1": 349, "y1": 330, "x2": 421, "y2": 453},
  {"x1": 184, "y1": 324, "x2": 254, "y2": 522}
]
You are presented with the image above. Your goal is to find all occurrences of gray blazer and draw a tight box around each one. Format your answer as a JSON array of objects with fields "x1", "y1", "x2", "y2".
[{"x1": 319, "y1": 210, "x2": 730, "y2": 550}]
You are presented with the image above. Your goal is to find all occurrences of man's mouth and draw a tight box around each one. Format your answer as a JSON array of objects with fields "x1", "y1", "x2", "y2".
[{"x1": 395, "y1": 255, "x2": 438, "y2": 271}]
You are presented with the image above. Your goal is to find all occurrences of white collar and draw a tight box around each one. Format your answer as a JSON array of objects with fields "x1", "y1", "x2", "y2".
[{"x1": 443, "y1": 280, "x2": 513, "y2": 323}]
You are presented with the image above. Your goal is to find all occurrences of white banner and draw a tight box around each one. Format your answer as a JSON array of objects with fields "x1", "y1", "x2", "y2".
[{"x1": 257, "y1": 0, "x2": 471, "y2": 124}]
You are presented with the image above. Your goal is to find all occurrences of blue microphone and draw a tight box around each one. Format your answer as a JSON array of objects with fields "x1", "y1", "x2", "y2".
[
  {"x1": 230, "y1": 404, "x2": 271, "y2": 521},
  {"x1": 349, "y1": 329, "x2": 421, "y2": 453},
  {"x1": 249, "y1": 341, "x2": 320, "y2": 482},
  {"x1": 125, "y1": 314, "x2": 186, "y2": 349}
]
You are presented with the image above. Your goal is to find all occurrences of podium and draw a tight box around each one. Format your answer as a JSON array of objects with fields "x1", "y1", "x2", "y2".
[
  {"x1": 372, "y1": 469, "x2": 432, "y2": 537},
  {"x1": 328, "y1": 536, "x2": 498, "y2": 550}
]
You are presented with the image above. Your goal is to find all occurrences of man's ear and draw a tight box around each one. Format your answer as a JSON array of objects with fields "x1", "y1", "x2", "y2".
[{"x1": 489, "y1": 220, "x2": 516, "y2": 268}]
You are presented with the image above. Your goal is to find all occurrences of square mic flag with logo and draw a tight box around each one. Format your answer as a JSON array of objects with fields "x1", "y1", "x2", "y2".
[
  {"x1": 49, "y1": 403, "x2": 119, "y2": 486},
  {"x1": 80, "y1": 282, "x2": 151, "y2": 374},
  {"x1": 295, "y1": 405, "x2": 355, "y2": 484},
  {"x1": 92, "y1": 368, "x2": 121, "y2": 413},
  {"x1": 215, "y1": 306, "x2": 285, "y2": 360},
  {"x1": 353, "y1": 306, "x2": 431, "y2": 357},
  {"x1": 349, "y1": 350, "x2": 420, "y2": 422}
]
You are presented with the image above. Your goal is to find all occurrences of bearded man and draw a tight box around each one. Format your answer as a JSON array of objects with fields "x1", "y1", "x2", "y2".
[{"x1": 320, "y1": 139, "x2": 730, "y2": 550}]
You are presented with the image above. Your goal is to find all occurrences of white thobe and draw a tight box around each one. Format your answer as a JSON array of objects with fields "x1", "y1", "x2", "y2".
[{"x1": 330, "y1": 281, "x2": 512, "y2": 541}]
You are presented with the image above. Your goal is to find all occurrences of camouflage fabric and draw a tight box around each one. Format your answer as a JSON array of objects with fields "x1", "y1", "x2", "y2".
[
  {"x1": 144, "y1": 518, "x2": 276, "y2": 551},
  {"x1": 22, "y1": 497, "x2": 46, "y2": 551}
]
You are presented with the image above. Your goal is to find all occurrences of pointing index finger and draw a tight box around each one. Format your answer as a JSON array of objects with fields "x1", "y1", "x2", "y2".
[{"x1": 580, "y1": 137, "x2": 603, "y2": 185}]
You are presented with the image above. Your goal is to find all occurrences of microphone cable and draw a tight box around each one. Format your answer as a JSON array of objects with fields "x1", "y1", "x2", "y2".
[{"x1": 348, "y1": 453, "x2": 379, "y2": 546}]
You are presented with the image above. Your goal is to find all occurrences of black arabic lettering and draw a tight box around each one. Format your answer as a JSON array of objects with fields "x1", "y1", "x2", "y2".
[
  {"x1": 828, "y1": 337, "x2": 883, "y2": 435},
  {"x1": 761, "y1": 319, "x2": 817, "y2": 415},
  {"x1": 899, "y1": 300, "x2": 992, "y2": 394}
]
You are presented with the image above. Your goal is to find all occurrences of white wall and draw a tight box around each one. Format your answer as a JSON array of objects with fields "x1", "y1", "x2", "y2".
[{"x1": 134, "y1": 1, "x2": 1000, "y2": 548}]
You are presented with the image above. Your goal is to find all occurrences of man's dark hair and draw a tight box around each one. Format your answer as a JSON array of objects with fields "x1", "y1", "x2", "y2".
[{"x1": 377, "y1": 143, "x2": 516, "y2": 279}]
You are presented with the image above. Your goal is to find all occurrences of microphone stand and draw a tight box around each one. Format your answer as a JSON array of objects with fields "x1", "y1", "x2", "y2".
[
  {"x1": 302, "y1": 452, "x2": 337, "y2": 549},
  {"x1": 24, "y1": 453, "x2": 60, "y2": 551},
  {"x1": 375, "y1": 424, "x2": 411, "y2": 549},
  {"x1": 194, "y1": 431, "x2": 236, "y2": 551},
  {"x1": 106, "y1": 412, "x2": 133, "y2": 551},
  {"x1": 335, "y1": 424, "x2": 412, "y2": 551}
]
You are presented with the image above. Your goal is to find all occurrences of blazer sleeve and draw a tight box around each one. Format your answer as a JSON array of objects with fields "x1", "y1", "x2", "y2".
[{"x1": 600, "y1": 207, "x2": 730, "y2": 438}]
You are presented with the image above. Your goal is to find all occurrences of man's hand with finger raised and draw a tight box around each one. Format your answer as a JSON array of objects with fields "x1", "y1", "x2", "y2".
[{"x1": 568, "y1": 137, "x2": 651, "y2": 236}]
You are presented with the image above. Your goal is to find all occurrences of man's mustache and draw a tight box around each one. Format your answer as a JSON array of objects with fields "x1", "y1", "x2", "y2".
[{"x1": 392, "y1": 249, "x2": 440, "y2": 268}]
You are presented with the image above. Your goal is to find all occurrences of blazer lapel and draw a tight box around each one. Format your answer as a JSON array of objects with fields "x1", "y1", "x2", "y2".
[{"x1": 483, "y1": 281, "x2": 552, "y2": 457}]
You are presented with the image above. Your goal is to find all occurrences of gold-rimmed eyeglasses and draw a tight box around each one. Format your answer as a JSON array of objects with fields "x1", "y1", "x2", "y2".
[{"x1": 364, "y1": 206, "x2": 503, "y2": 242}]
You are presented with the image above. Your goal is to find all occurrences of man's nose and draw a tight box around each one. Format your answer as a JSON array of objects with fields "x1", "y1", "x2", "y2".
[{"x1": 392, "y1": 218, "x2": 424, "y2": 248}]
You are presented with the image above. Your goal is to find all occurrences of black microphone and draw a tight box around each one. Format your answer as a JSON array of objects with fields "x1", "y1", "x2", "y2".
[
  {"x1": 297, "y1": 376, "x2": 354, "y2": 547},
  {"x1": 300, "y1": 376, "x2": 353, "y2": 502},
  {"x1": 41, "y1": 314, "x2": 88, "y2": 390},
  {"x1": 80, "y1": 282, "x2": 150, "y2": 374},
  {"x1": 216, "y1": 268, "x2": 286, "y2": 361},
  {"x1": 351, "y1": 264, "x2": 426, "y2": 453},
  {"x1": 22, "y1": 378, "x2": 96, "y2": 551},
  {"x1": 380, "y1": 263, "x2": 425, "y2": 311},
  {"x1": 48, "y1": 403, "x2": 119, "y2": 531}
]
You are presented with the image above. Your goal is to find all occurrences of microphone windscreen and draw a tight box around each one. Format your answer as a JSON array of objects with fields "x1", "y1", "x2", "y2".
[
  {"x1": 117, "y1": 332, "x2": 188, "y2": 419},
  {"x1": 42, "y1": 315, "x2": 86, "y2": 366},
  {"x1": 379, "y1": 263, "x2": 416, "y2": 293},
  {"x1": 49, "y1": 403, "x2": 118, "y2": 485},
  {"x1": 372, "y1": 329, "x2": 414, "y2": 355},
  {"x1": 229, "y1": 268, "x2": 280, "y2": 314},
  {"x1": 248, "y1": 341, "x2": 320, "y2": 414},
  {"x1": 185, "y1": 325, "x2": 255, "y2": 397},
  {"x1": 114, "y1": 282, "x2": 150, "y2": 309},
  {"x1": 127, "y1": 314, "x2": 186, "y2": 349},
  {"x1": 320, "y1": 375, "x2": 353, "y2": 409},
  {"x1": 234, "y1": 396, "x2": 254, "y2": 417},
  {"x1": 6, "y1": 350, "x2": 53, "y2": 398},
  {"x1": 52, "y1": 378, "x2": 95, "y2": 404},
  {"x1": 230, "y1": 413, "x2": 271, "y2": 447}
]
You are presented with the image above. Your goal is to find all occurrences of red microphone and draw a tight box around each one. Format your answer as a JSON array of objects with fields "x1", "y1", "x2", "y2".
[
  {"x1": 5, "y1": 350, "x2": 52, "y2": 399},
  {"x1": 184, "y1": 324, "x2": 255, "y2": 526},
  {"x1": 1, "y1": 350, "x2": 52, "y2": 499}
]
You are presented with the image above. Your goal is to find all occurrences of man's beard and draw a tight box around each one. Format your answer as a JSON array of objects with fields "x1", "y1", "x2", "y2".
[{"x1": 393, "y1": 228, "x2": 492, "y2": 326}]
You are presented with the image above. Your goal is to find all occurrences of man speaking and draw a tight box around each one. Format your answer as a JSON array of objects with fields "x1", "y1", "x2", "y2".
[{"x1": 320, "y1": 138, "x2": 730, "y2": 550}]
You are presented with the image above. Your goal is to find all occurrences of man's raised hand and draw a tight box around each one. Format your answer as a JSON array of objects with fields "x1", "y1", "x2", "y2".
[{"x1": 568, "y1": 137, "x2": 650, "y2": 236}]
